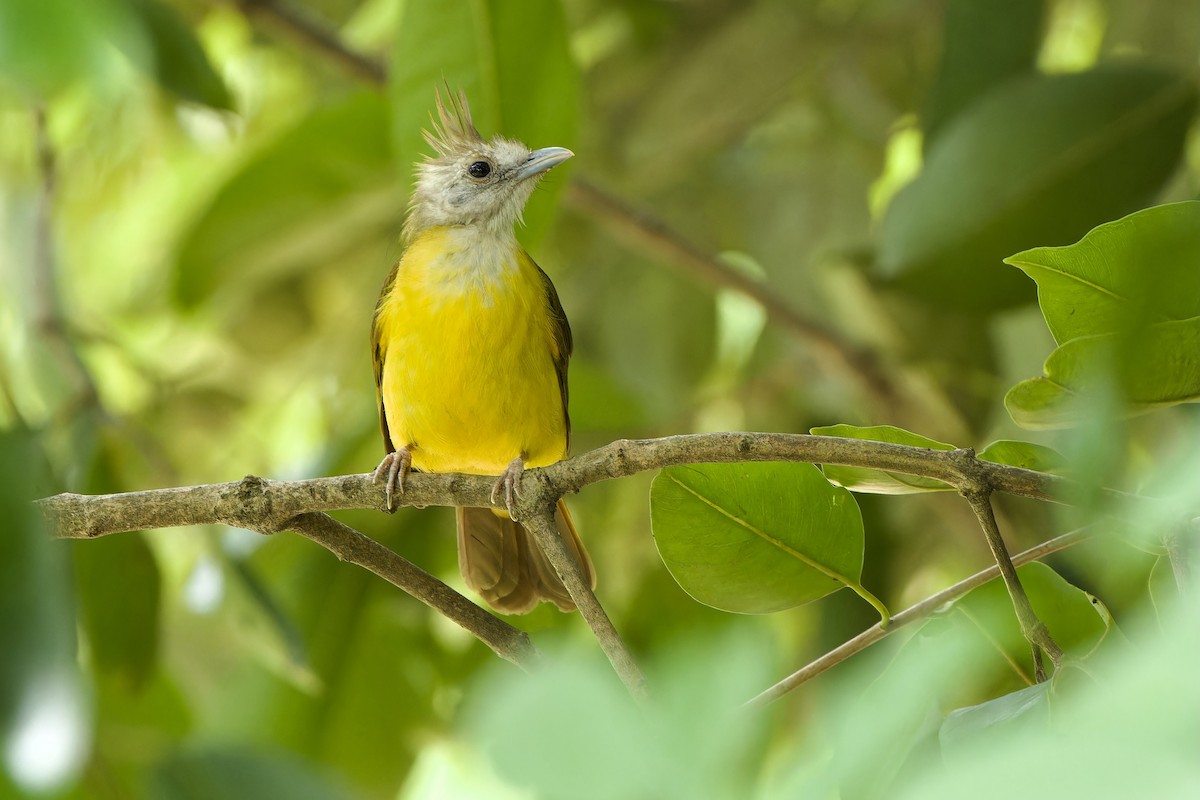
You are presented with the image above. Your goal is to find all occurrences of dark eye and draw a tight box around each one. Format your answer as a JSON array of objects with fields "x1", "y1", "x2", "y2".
[{"x1": 468, "y1": 160, "x2": 492, "y2": 179}]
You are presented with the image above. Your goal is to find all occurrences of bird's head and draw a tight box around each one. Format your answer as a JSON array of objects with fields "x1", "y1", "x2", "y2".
[{"x1": 405, "y1": 87, "x2": 573, "y2": 239}]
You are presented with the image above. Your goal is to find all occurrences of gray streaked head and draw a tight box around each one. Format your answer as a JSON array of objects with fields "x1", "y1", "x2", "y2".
[{"x1": 404, "y1": 86, "x2": 573, "y2": 240}]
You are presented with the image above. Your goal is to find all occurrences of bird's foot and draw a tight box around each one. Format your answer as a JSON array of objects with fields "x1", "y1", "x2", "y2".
[
  {"x1": 372, "y1": 448, "x2": 412, "y2": 512},
  {"x1": 491, "y1": 456, "x2": 526, "y2": 519}
]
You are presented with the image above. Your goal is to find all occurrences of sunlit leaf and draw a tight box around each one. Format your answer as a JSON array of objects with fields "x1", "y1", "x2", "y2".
[
  {"x1": 173, "y1": 92, "x2": 399, "y2": 306},
  {"x1": 977, "y1": 440, "x2": 1067, "y2": 474},
  {"x1": 1006, "y1": 201, "x2": 1200, "y2": 344},
  {"x1": 811, "y1": 424, "x2": 956, "y2": 494},
  {"x1": 650, "y1": 462, "x2": 870, "y2": 614},
  {"x1": 0, "y1": 0, "x2": 135, "y2": 96},
  {"x1": 878, "y1": 65, "x2": 1197, "y2": 309},
  {"x1": 389, "y1": 0, "x2": 580, "y2": 246}
]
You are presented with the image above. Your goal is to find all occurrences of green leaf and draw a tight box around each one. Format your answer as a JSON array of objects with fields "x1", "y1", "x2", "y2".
[
  {"x1": 0, "y1": 0, "x2": 135, "y2": 97},
  {"x1": 173, "y1": 92, "x2": 399, "y2": 306},
  {"x1": 811, "y1": 424, "x2": 956, "y2": 494},
  {"x1": 74, "y1": 532, "x2": 161, "y2": 689},
  {"x1": 149, "y1": 748, "x2": 350, "y2": 800},
  {"x1": 922, "y1": 0, "x2": 1045, "y2": 146},
  {"x1": 127, "y1": 0, "x2": 233, "y2": 110},
  {"x1": 389, "y1": 0, "x2": 580, "y2": 247},
  {"x1": 977, "y1": 440, "x2": 1068, "y2": 474},
  {"x1": 465, "y1": 632, "x2": 772, "y2": 800},
  {"x1": 1006, "y1": 316, "x2": 1200, "y2": 428},
  {"x1": 945, "y1": 562, "x2": 1111, "y2": 687},
  {"x1": 0, "y1": 431, "x2": 85, "y2": 790},
  {"x1": 939, "y1": 682, "x2": 1051, "y2": 759},
  {"x1": 877, "y1": 64, "x2": 1198, "y2": 310},
  {"x1": 650, "y1": 462, "x2": 884, "y2": 617},
  {"x1": 1006, "y1": 201, "x2": 1200, "y2": 344}
]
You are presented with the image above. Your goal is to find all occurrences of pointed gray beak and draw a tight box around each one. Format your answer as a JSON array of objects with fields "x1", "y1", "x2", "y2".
[{"x1": 514, "y1": 147, "x2": 574, "y2": 181}]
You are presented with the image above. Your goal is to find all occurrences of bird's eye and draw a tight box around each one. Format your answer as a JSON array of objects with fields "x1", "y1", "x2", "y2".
[{"x1": 467, "y1": 160, "x2": 492, "y2": 179}]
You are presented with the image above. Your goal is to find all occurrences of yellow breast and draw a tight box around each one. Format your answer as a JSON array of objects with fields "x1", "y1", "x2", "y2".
[{"x1": 375, "y1": 226, "x2": 568, "y2": 475}]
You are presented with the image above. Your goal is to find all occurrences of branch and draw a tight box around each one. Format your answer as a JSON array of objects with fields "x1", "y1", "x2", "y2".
[
  {"x1": 563, "y1": 180, "x2": 898, "y2": 403},
  {"x1": 33, "y1": 107, "x2": 99, "y2": 408},
  {"x1": 522, "y1": 509, "x2": 649, "y2": 700},
  {"x1": 282, "y1": 512, "x2": 537, "y2": 668},
  {"x1": 40, "y1": 433, "x2": 1117, "y2": 542},
  {"x1": 951, "y1": 449, "x2": 1064, "y2": 679},
  {"x1": 744, "y1": 526, "x2": 1094, "y2": 708},
  {"x1": 233, "y1": 0, "x2": 386, "y2": 84}
]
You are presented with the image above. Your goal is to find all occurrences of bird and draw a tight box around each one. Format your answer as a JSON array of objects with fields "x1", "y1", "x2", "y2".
[{"x1": 370, "y1": 87, "x2": 594, "y2": 614}]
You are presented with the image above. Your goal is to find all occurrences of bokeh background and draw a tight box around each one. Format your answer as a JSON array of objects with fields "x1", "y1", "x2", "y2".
[{"x1": 2, "y1": 0, "x2": 1199, "y2": 797}]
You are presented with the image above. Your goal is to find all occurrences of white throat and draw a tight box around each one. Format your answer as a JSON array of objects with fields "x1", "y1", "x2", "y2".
[{"x1": 428, "y1": 224, "x2": 521, "y2": 295}]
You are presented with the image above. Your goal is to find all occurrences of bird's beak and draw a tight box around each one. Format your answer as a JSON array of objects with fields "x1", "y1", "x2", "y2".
[{"x1": 514, "y1": 147, "x2": 574, "y2": 181}]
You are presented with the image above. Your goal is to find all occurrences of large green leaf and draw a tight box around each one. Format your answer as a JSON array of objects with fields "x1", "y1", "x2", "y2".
[
  {"x1": 939, "y1": 682, "x2": 1051, "y2": 760},
  {"x1": 0, "y1": 432, "x2": 87, "y2": 794},
  {"x1": 173, "y1": 92, "x2": 399, "y2": 306},
  {"x1": 74, "y1": 532, "x2": 161, "y2": 689},
  {"x1": 389, "y1": 0, "x2": 580, "y2": 247},
  {"x1": 922, "y1": 0, "x2": 1045, "y2": 146},
  {"x1": 939, "y1": 562, "x2": 1112, "y2": 688},
  {"x1": 127, "y1": 0, "x2": 233, "y2": 110},
  {"x1": 877, "y1": 64, "x2": 1197, "y2": 310},
  {"x1": 977, "y1": 440, "x2": 1068, "y2": 474},
  {"x1": 811, "y1": 424, "x2": 956, "y2": 494},
  {"x1": 1006, "y1": 316, "x2": 1200, "y2": 428},
  {"x1": 1006, "y1": 201, "x2": 1200, "y2": 344},
  {"x1": 650, "y1": 462, "x2": 884, "y2": 618}
]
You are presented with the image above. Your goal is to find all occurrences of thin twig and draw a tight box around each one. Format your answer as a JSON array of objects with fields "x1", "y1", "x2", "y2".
[
  {"x1": 961, "y1": 487, "x2": 1064, "y2": 678},
  {"x1": 233, "y1": 0, "x2": 387, "y2": 85},
  {"x1": 282, "y1": 512, "x2": 537, "y2": 668},
  {"x1": 521, "y1": 508, "x2": 649, "y2": 700},
  {"x1": 32, "y1": 107, "x2": 99, "y2": 407},
  {"x1": 563, "y1": 180, "x2": 897, "y2": 403},
  {"x1": 744, "y1": 527, "x2": 1094, "y2": 708}
]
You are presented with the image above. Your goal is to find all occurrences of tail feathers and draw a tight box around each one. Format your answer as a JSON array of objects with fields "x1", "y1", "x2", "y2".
[{"x1": 456, "y1": 499, "x2": 595, "y2": 614}]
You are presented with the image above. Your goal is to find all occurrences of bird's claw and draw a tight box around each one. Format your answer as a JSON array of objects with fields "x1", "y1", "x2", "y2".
[
  {"x1": 372, "y1": 448, "x2": 412, "y2": 511},
  {"x1": 491, "y1": 457, "x2": 525, "y2": 519}
]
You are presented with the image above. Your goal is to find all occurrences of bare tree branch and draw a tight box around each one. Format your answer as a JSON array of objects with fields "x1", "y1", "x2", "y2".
[
  {"x1": 950, "y1": 449, "x2": 1065, "y2": 679},
  {"x1": 41, "y1": 432, "x2": 1133, "y2": 544},
  {"x1": 282, "y1": 512, "x2": 538, "y2": 668},
  {"x1": 744, "y1": 527, "x2": 1094, "y2": 708},
  {"x1": 33, "y1": 107, "x2": 99, "y2": 409},
  {"x1": 39, "y1": 434, "x2": 1078, "y2": 542},
  {"x1": 522, "y1": 509, "x2": 649, "y2": 700},
  {"x1": 563, "y1": 180, "x2": 898, "y2": 403},
  {"x1": 233, "y1": 0, "x2": 387, "y2": 84}
]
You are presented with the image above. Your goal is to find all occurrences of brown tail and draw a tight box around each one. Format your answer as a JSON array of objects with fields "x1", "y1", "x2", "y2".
[{"x1": 456, "y1": 499, "x2": 595, "y2": 614}]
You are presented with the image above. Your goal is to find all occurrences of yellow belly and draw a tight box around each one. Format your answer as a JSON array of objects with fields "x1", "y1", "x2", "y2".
[{"x1": 376, "y1": 227, "x2": 567, "y2": 475}]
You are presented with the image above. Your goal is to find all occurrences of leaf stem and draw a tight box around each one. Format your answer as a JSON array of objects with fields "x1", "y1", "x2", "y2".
[{"x1": 846, "y1": 582, "x2": 891, "y2": 627}]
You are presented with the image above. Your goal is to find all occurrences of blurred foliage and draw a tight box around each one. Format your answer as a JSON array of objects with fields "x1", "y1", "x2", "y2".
[{"x1": 1, "y1": 0, "x2": 1199, "y2": 797}]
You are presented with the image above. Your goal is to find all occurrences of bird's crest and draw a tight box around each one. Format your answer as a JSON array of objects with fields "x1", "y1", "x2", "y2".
[{"x1": 423, "y1": 84, "x2": 484, "y2": 157}]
